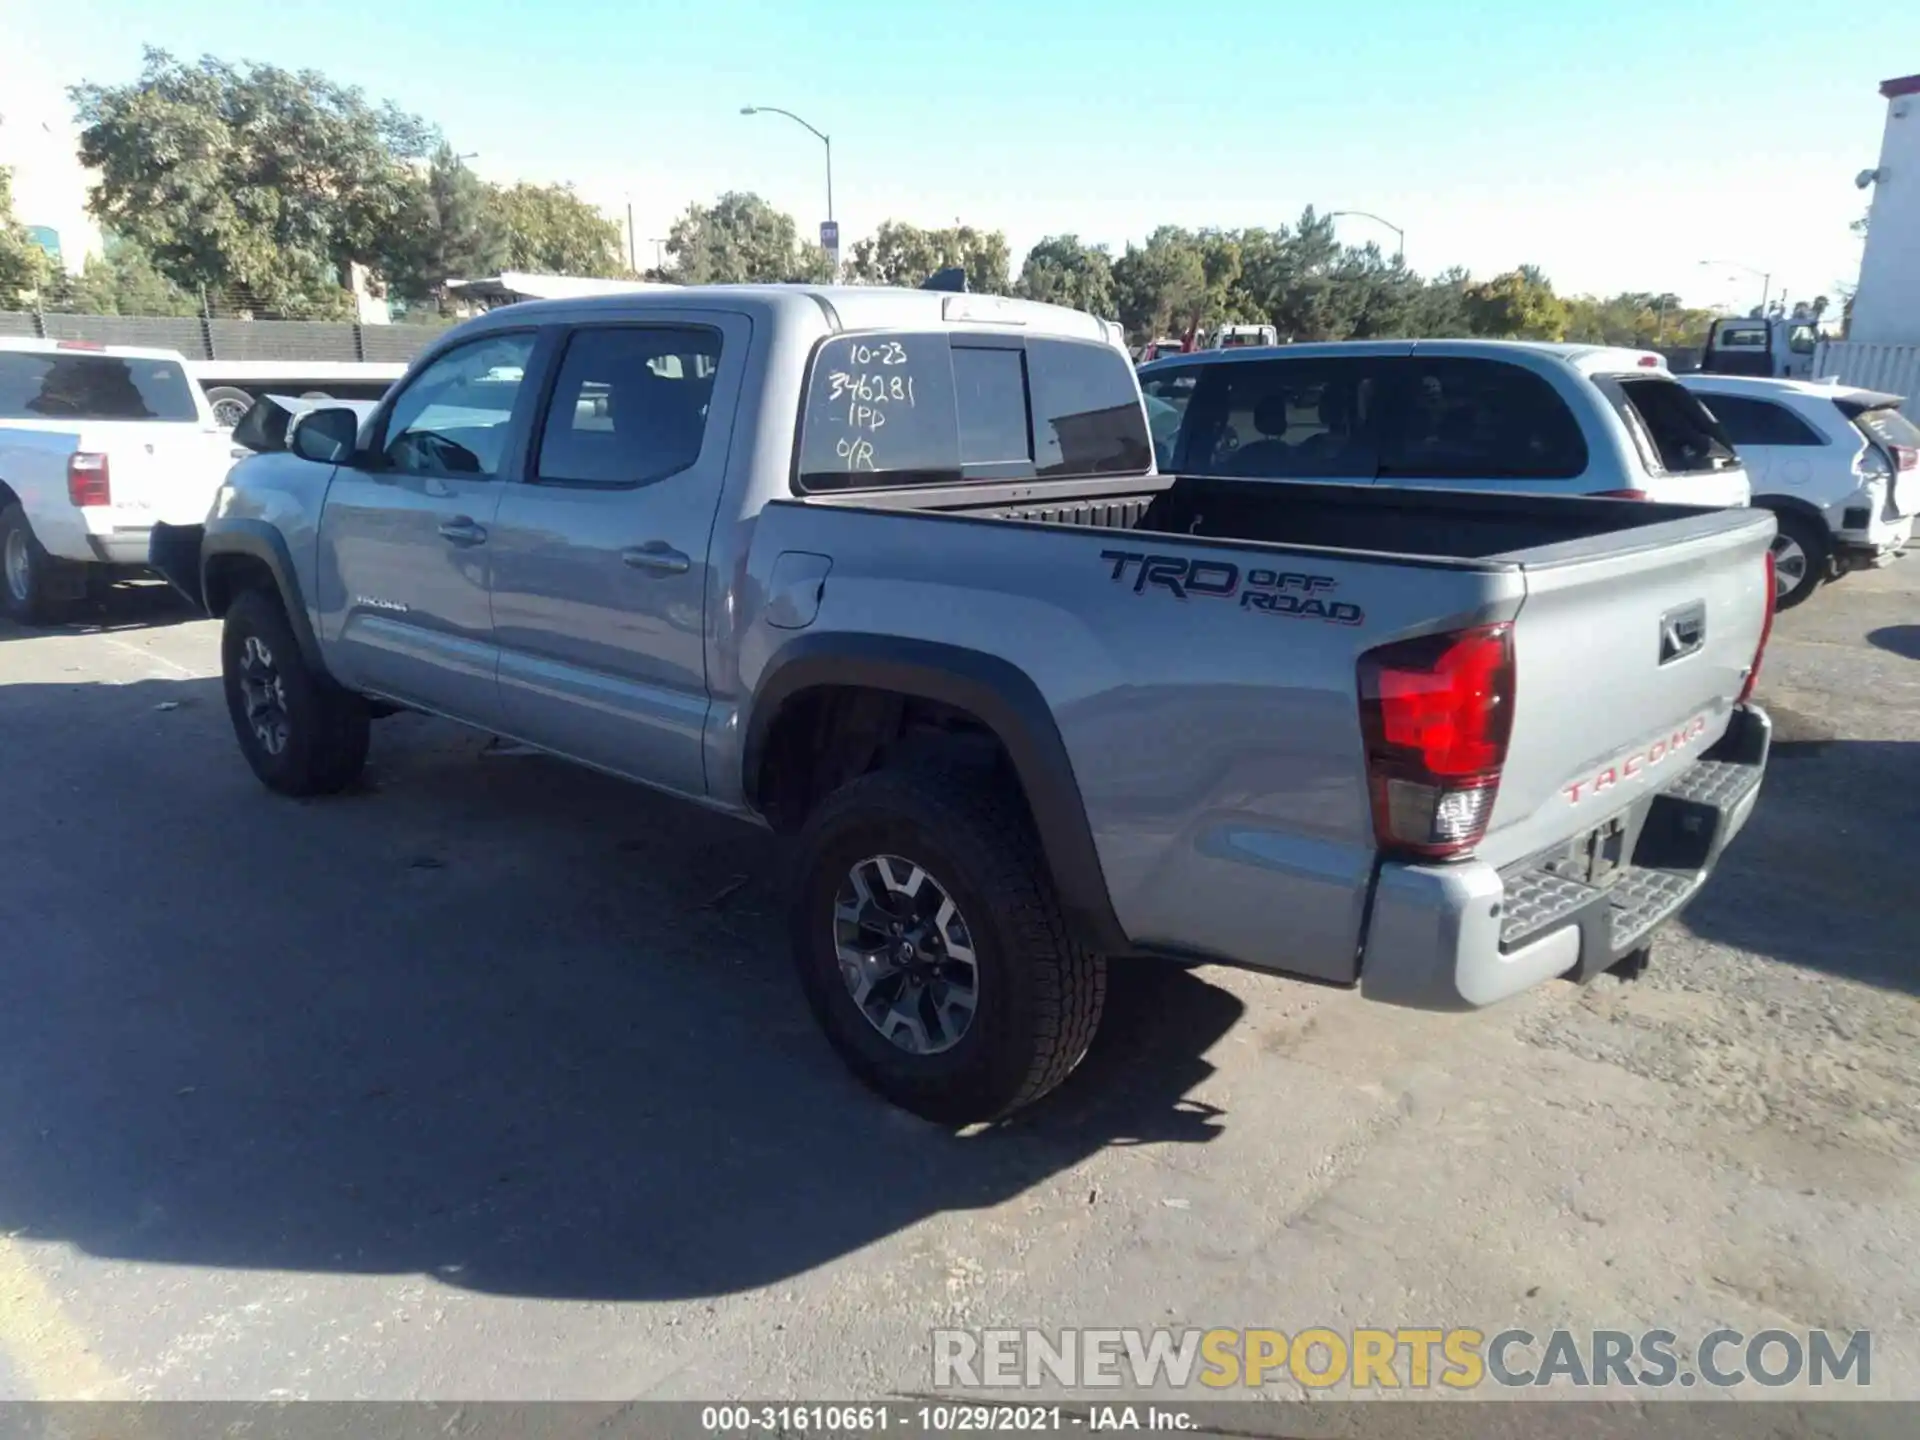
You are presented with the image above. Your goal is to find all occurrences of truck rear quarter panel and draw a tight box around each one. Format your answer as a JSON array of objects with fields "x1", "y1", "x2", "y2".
[{"x1": 739, "y1": 499, "x2": 1525, "y2": 982}]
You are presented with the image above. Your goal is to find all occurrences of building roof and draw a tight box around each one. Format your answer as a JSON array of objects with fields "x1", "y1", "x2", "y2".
[{"x1": 1881, "y1": 73, "x2": 1920, "y2": 99}]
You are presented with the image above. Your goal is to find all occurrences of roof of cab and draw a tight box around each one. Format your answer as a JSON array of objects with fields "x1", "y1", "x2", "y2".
[
  {"x1": 458, "y1": 284, "x2": 1116, "y2": 344},
  {"x1": 1137, "y1": 337, "x2": 1667, "y2": 375},
  {"x1": 0, "y1": 335, "x2": 194, "y2": 363}
]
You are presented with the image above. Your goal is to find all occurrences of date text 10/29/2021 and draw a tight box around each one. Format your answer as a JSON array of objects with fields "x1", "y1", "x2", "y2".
[{"x1": 702, "y1": 1405, "x2": 1195, "y2": 1433}]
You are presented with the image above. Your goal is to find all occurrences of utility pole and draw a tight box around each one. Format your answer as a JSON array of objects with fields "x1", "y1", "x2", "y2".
[{"x1": 626, "y1": 201, "x2": 637, "y2": 273}]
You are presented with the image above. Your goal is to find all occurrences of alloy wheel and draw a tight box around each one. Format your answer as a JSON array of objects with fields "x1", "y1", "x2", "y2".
[
  {"x1": 831, "y1": 854, "x2": 980, "y2": 1055},
  {"x1": 237, "y1": 634, "x2": 291, "y2": 756}
]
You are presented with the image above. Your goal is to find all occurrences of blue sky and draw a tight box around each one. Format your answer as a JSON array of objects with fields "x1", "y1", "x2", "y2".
[{"x1": 3, "y1": 0, "x2": 1912, "y2": 308}]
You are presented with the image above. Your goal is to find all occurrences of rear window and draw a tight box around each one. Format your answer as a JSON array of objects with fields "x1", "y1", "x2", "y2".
[
  {"x1": 1382, "y1": 358, "x2": 1588, "y2": 481},
  {"x1": 1845, "y1": 403, "x2": 1920, "y2": 455},
  {"x1": 796, "y1": 332, "x2": 1148, "y2": 491},
  {"x1": 0, "y1": 351, "x2": 199, "y2": 422},
  {"x1": 1609, "y1": 377, "x2": 1738, "y2": 475},
  {"x1": 1713, "y1": 326, "x2": 1769, "y2": 351},
  {"x1": 1694, "y1": 393, "x2": 1824, "y2": 447}
]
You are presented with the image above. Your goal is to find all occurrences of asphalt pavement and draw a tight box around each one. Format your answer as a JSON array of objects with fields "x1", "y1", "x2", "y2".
[{"x1": 0, "y1": 565, "x2": 1915, "y2": 1404}]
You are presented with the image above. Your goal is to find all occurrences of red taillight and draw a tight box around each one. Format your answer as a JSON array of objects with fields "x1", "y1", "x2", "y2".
[
  {"x1": 1738, "y1": 548, "x2": 1775, "y2": 705},
  {"x1": 1358, "y1": 624, "x2": 1515, "y2": 859},
  {"x1": 1637, "y1": 354, "x2": 1661, "y2": 367},
  {"x1": 56, "y1": 339, "x2": 106, "y2": 351},
  {"x1": 1595, "y1": 489, "x2": 1651, "y2": 500},
  {"x1": 67, "y1": 452, "x2": 112, "y2": 507},
  {"x1": 1895, "y1": 446, "x2": 1917, "y2": 472}
]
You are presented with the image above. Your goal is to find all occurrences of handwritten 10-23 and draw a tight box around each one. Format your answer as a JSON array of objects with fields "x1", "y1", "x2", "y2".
[{"x1": 825, "y1": 340, "x2": 915, "y2": 470}]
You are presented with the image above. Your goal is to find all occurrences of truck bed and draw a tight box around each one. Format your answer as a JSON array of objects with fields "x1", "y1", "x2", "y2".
[
  {"x1": 753, "y1": 470, "x2": 1774, "y2": 993},
  {"x1": 821, "y1": 471, "x2": 1729, "y2": 565}
]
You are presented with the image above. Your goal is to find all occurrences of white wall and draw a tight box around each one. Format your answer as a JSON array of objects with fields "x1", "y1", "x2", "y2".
[{"x1": 1851, "y1": 78, "x2": 1920, "y2": 344}]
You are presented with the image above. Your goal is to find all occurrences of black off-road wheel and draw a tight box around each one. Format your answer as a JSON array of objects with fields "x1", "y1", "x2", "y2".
[
  {"x1": 220, "y1": 588, "x2": 370, "y2": 796},
  {"x1": 1, "y1": 502, "x2": 73, "y2": 626},
  {"x1": 792, "y1": 762, "x2": 1106, "y2": 1123}
]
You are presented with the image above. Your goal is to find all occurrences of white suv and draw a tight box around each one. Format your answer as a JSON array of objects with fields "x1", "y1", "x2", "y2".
[
  {"x1": 1138, "y1": 340, "x2": 1752, "y2": 511},
  {"x1": 1679, "y1": 375, "x2": 1918, "y2": 609}
]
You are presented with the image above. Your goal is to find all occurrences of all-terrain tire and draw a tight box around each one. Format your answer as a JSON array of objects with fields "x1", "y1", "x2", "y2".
[
  {"x1": 792, "y1": 760, "x2": 1106, "y2": 1123},
  {"x1": 221, "y1": 587, "x2": 370, "y2": 796}
]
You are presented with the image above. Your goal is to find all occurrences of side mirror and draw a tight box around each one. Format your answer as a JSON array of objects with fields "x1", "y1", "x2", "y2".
[{"x1": 290, "y1": 407, "x2": 362, "y2": 464}]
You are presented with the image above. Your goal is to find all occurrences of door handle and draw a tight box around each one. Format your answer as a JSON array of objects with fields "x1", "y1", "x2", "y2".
[
  {"x1": 622, "y1": 542, "x2": 691, "y2": 576},
  {"x1": 438, "y1": 517, "x2": 488, "y2": 546}
]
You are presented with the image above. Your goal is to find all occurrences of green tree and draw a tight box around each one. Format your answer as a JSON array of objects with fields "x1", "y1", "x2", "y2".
[
  {"x1": 1014, "y1": 234, "x2": 1115, "y2": 316},
  {"x1": 0, "y1": 167, "x2": 51, "y2": 308},
  {"x1": 386, "y1": 147, "x2": 508, "y2": 301},
  {"x1": 1463, "y1": 267, "x2": 1570, "y2": 339},
  {"x1": 1111, "y1": 229, "x2": 1207, "y2": 341},
  {"x1": 845, "y1": 220, "x2": 1011, "y2": 293},
  {"x1": 489, "y1": 181, "x2": 623, "y2": 277},
  {"x1": 665, "y1": 192, "x2": 831, "y2": 284},
  {"x1": 41, "y1": 235, "x2": 198, "y2": 316},
  {"x1": 70, "y1": 47, "x2": 435, "y2": 317}
]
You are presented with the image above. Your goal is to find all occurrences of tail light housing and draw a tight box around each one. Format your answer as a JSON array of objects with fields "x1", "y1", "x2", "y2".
[
  {"x1": 1358, "y1": 624, "x2": 1515, "y2": 859},
  {"x1": 1738, "y1": 548, "x2": 1775, "y2": 705},
  {"x1": 67, "y1": 452, "x2": 112, "y2": 507}
]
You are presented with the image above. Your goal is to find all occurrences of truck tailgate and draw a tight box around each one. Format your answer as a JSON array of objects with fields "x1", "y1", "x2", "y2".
[
  {"x1": 77, "y1": 421, "x2": 234, "y2": 527},
  {"x1": 1480, "y1": 507, "x2": 1775, "y2": 869}
]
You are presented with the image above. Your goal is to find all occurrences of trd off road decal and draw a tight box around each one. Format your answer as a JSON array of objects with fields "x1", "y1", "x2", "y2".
[{"x1": 1099, "y1": 550, "x2": 1364, "y2": 626}]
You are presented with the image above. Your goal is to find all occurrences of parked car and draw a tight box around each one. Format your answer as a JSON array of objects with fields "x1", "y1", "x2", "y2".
[
  {"x1": 1677, "y1": 374, "x2": 1917, "y2": 608},
  {"x1": 0, "y1": 337, "x2": 236, "y2": 623},
  {"x1": 153, "y1": 287, "x2": 1775, "y2": 1123},
  {"x1": 1138, "y1": 341, "x2": 1753, "y2": 508}
]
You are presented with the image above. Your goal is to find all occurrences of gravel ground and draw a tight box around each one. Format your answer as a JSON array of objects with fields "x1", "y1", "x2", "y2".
[{"x1": 0, "y1": 562, "x2": 1914, "y2": 1413}]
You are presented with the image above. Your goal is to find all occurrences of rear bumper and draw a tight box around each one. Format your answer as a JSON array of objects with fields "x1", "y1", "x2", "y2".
[
  {"x1": 84, "y1": 528, "x2": 156, "y2": 567},
  {"x1": 1359, "y1": 704, "x2": 1770, "y2": 1011},
  {"x1": 1834, "y1": 514, "x2": 1912, "y2": 572}
]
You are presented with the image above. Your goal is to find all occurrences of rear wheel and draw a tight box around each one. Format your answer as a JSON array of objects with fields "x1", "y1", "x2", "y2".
[
  {"x1": 1768, "y1": 509, "x2": 1828, "y2": 611},
  {"x1": 791, "y1": 762, "x2": 1106, "y2": 1123},
  {"x1": 0, "y1": 503, "x2": 73, "y2": 625},
  {"x1": 205, "y1": 386, "x2": 255, "y2": 429},
  {"x1": 220, "y1": 588, "x2": 369, "y2": 795}
]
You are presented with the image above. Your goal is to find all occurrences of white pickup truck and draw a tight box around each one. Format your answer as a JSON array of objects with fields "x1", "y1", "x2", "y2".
[{"x1": 0, "y1": 338, "x2": 236, "y2": 623}]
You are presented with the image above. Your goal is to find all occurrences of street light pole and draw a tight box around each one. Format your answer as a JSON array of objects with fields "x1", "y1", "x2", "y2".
[
  {"x1": 1329, "y1": 210, "x2": 1406, "y2": 264},
  {"x1": 740, "y1": 105, "x2": 833, "y2": 223},
  {"x1": 1699, "y1": 259, "x2": 1771, "y2": 315}
]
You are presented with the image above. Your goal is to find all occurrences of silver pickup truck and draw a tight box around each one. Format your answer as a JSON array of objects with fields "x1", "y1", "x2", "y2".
[{"x1": 152, "y1": 286, "x2": 1776, "y2": 1122}]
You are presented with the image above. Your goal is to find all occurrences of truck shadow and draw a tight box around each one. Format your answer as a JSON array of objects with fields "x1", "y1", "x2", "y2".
[
  {"x1": 0, "y1": 674, "x2": 1239, "y2": 1304},
  {"x1": 0, "y1": 580, "x2": 197, "y2": 640},
  {"x1": 1678, "y1": 712, "x2": 1919, "y2": 998}
]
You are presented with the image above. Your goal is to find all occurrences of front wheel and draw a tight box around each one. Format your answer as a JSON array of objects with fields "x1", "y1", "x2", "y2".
[
  {"x1": 791, "y1": 762, "x2": 1106, "y2": 1123},
  {"x1": 220, "y1": 588, "x2": 370, "y2": 795},
  {"x1": 1768, "y1": 509, "x2": 1829, "y2": 611}
]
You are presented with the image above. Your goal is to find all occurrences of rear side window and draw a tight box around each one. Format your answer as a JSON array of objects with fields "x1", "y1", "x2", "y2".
[
  {"x1": 535, "y1": 325, "x2": 722, "y2": 487},
  {"x1": 1381, "y1": 358, "x2": 1587, "y2": 481},
  {"x1": 0, "y1": 351, "x2": 198, "y2": 422},
  {"x1": 1181, "y1": 357, "x2": 1380, "y2": 478},
  {"x1": 796, "y1": 332, "x2": 1148, "y2": 490},
  {"x1": 1695, "y1": 393, "x2": 1824, "y2": 447},
  {"x1": 1608, "y1": 377, "x2": 1738, "y2": 476}
]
